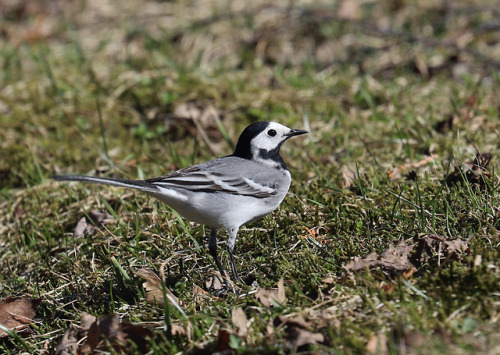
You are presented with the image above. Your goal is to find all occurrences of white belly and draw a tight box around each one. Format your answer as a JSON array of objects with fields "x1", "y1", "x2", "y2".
[{"x1": 148, "y1": 171, "x2": 291, "y2": 229}]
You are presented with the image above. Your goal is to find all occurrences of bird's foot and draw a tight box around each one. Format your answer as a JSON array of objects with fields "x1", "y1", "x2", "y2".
[{"x1": 206, "y1": 274, "x2": 240, "y2": 296}]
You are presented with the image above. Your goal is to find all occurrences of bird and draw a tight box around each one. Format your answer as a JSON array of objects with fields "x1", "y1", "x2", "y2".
[{"x1": 53, "y1": 121, "x2": 307, "y2": 285}]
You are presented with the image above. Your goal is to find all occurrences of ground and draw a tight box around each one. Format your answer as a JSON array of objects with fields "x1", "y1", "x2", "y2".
[{"x1": 0, "y1": 0, "x2": 499, "y2": 353}]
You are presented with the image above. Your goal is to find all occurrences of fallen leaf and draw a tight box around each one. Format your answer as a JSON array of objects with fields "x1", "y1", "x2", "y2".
[
  {"x1": 56, "y1": 313, "x2": 152, "y2": 354},
  {"x1": 74, "y1": 210, "x2": 114, "y2": 238},
  {"x1": 345, "y1": 240, "x2": 414, "y2": 272},
  {"x1": 344, "y1": 252, "x2": 379, "y2": 271},
  {"x1": 446, "y1": 152, "x2": 493, "y2": 188},
  {"x1": 274, "y1": 314, "x2": 324, "y2": 348},
  {"x1": 286, "y1": 327, "x2": 324, "y2": 348},
  {"x1": 387, "y1": 155, "x2": 438, "y2": 181},
  {"x1": 341, "y1": 164, "x2": 361, "y2": 188},
  {"x1": 411, "y1": 234, "x2": 470, "y2": 267},
  {"x1": 205, "y1": 275, "x2": 224, "y2": 292},
  {"x1": 378, "y1": 241, "x2": 414, "y2": 270},
  {"x1": 120, "y1": 322, "x2": 154, "y2": 353},
  {"x1": 80, "y1": 312, "x2": 97, "y2": 331},
  {"x1": 87, "y1": 314, "x2": 152, "y2": 353},
  {"x1": 444, "y1": 239, "x2": 469, "y2": 258},
  {"x1": 168, "y1": 102, "x2": 224, "y2": 155},
  {"x1": 0, "y1": 297, "x2": 39, "y2": 338},
  {"x1": 79, "y1": 316, "x2": 102, "y2": 354},
  {"x1": 255, "y1": 278, "x2": 286, "y2": 307},
  {"x1": 54, "y1": 325, "x2": 78, "y2": 355},
  {"x1": 78, "y1": 312, "x2": 99, "y2": 354},
  {"x1": 231, "y1": 307, "x2": 248, "y2": 337},
  {"x1": 136, "y1": 268, "x2": 178, "y2": 307}
]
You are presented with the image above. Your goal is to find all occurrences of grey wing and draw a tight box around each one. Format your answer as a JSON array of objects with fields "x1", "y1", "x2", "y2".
[{"x1": 145, "y1": 157, "x2": 279, "y2": 198}]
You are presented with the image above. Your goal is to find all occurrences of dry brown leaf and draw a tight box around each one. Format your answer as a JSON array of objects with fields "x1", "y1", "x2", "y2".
[
  {"x1": 56, "y1": 313, "x2": 152, "y2": 354},
  {"x1": 379, "y1": 241, "x2": 414, "y2": 270},
  {"x1": 286, "y1": 327, "x2": 325, "y2": 348},
  {"x1": 446, "y1": 152, "x2": 493, "y2": 188},
  {"x1": 346, "y1": 235, "x2": 470, "y2": 273},
  {"x1": 82, "y1": 314, "x2": 152, "y2": 354},
  {"x1": 0, "y1": 297, "x2": 39, "y2": 338},
  {"x1": 412, "y1": 234, "x2": 470, "y2": 267},
  {"x1": 387, "y1": 155, "x2": 438, "y2": 181},
  {"x1": 444, "y1": 239, "x2": 469, "y2": 257},
  {"x1": 341, "y1": 165, "x2": 361, "y2": 188},
  {"x1": 344, "y1": 252, "x2": 380, "y2": 271},
  {"x1": 205, "y1": 275, "x2": 224, "y2": 292},
  {"x1": 136, "y1": 268, "x2": 178, "y2": 307},
  {"x1": 80, "y1": 312, "x2": 97, "y2": 331},
  {"x1": 168, "y1": 102, "x2": 224, "y2": 155},
  {"x1": 231, "y1": 307, "x2": 248, "y2": 337},
  {"x1": 255, "y1": 278, "x2": 286, "y2": 307},
  {"x1": 344, "y1": 240, "x2": 414, "y2": 272},
  {"x1": 119, "y1": 322, "x2": 153, "y2": 353},
  {"x1": 79, "y1": 317, "x2": 101, "y2": 354},
  {"x1": 54, "y1": 324, "x2": 78, "y2": 355},
  {"x1": 274, "y1": 314, "x2": 324, "y2": 348},
  {"x1": 74, "y1": 210, "x2": 114, "y2": 238}
]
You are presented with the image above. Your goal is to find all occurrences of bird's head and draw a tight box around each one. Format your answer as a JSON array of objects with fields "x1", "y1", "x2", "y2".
[{"x1": 233, "y1": 121, "x2": 308, "y2": 168}]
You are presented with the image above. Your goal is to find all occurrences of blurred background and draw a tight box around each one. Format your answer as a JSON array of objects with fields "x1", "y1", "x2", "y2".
[{"x1": 1, "y1": 0, "x2": 499, "y2": 187}]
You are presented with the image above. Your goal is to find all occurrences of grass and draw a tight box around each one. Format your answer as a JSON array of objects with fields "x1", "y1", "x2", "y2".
[{"x1": 1, "y1": 0, "x2": 499, "y2": 353}]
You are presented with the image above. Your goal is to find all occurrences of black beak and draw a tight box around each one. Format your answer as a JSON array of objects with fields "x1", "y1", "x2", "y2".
[{"x1": 286, "y1": 129, "x2": 308, "y2": 138}]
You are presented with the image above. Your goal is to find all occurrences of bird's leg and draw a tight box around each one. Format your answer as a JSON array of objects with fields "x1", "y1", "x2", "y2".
[
  {"x1": 208, "y1": 228, "x2": 228, "y2": 279},
  {"x1": 227, "y1": 227, "x2": 243, "y2": 284},
  {"x1": 208, "y1": 228, "x2": 239, "y2": 295}
]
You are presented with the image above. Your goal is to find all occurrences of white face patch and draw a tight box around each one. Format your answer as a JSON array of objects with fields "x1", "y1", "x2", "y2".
[{"x1": 250, "y1": 122, "x2": 292, "y2": 152}]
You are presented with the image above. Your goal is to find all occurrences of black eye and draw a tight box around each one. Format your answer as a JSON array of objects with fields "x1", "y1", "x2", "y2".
[{"x1": 267, "y1": 129, "x2": 277, "y2": 137}]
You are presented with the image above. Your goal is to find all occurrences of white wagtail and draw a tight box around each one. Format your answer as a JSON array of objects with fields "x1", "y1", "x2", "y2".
[{"x1": 53, "y1": 121, "x2": 307, "y2": 284}]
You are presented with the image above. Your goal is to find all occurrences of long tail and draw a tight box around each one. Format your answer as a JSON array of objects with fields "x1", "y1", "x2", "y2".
[{"x1": 52, "y1": 175, "x2": 159, "y2": 193}]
